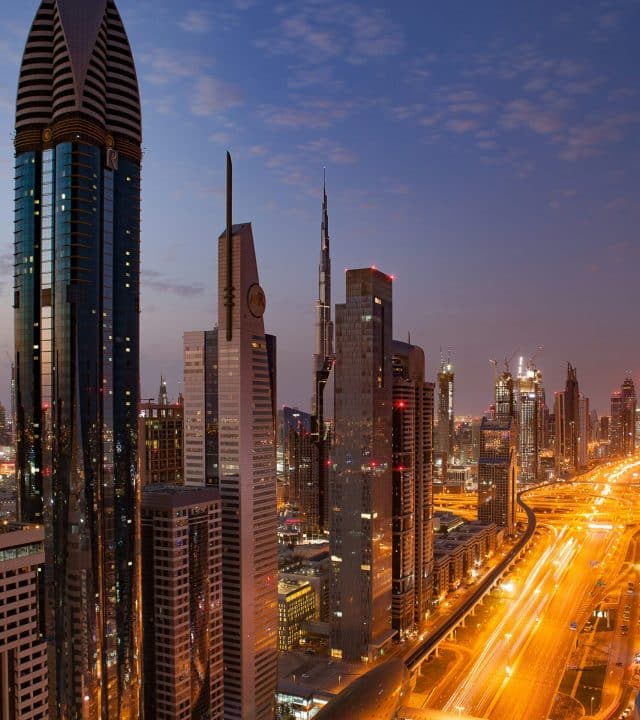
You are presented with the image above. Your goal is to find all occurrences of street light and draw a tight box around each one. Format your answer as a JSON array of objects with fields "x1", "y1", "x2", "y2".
[
  {"x1": 455, "y1": 706, "x2": 464, "y2": 717},
  {"x1": 590, "y1": 696, "x2": 595, "y2": 715}
]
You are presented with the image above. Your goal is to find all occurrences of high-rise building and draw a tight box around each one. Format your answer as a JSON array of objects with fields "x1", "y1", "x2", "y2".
[
  {"x1": 141, "y1": 485, "x2": 223, "y2": 720},
  {"x1": 516, "y1": 362, "x2": 543, "y2": 484},
  {"x1": 477, "y1": 417, "x2": 517, "y2": 535},
  {"x1": 436, "y1": 356, "x2": 455, "y2": 479},
  {"x1": 391, "y1": 340, "x2": 434, "y2": 636},
  {"x1": 217, "y1": 154, "x2": 277, "y2": 719},
  {"x1": 14, "y1": 2, "x2": 142, "y2": 715},
  {"x1": 330, "y1": 268, "x2": 394, "y2": 662},
  {"x1": 621, "y1": 377, "x2": 636, "y2": 456},
  {"x1": 311, "y1": 175, "x2": 334, "y2": 535},
  {"x1": 183, "y1": 329, "x2": 219, "y2": 486},
  {"x1": 494, "y1": 370, "x2": 514, "y2": 422},
  {"x1": 282, "y1": 407, "x2": 315, "y2": 529},
  {"x1": 578, "y1": 394, "x2": 590, "y2": 468},
  {"x1": 0, "y1": 523, "x2": 48, "y2": 719},
  {"x1": 610, "y1": 391, "x2": 623, "y2": 454},
  {"x1": 555, "y1": 363, "x2": 580, "y2": 474},
  {"x1": 139, "y1": 380, "x2": 183, "y2": 486}
]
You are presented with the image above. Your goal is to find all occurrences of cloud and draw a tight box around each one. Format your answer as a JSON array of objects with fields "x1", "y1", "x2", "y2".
[
  {"x1": 258, "y1": 98, "x2": 352, "y2": 129},
  {"x1": 178, "y1": 9, "x2": 212, "y2": 33},
  {"x1": 351, "y1": 8, "x2": 405, "y2": 59},
  {"x1": 190, "y1": 75, "x2": 244, "y2": 116},
  {"x1": 140, "y1": 48, "x2": 210, "y2": 86},
  {"x1": 298, "y1": 138, "x2": 357, "y2": 164},
  {"x1": 233, "y1": 0, "x2": 256, "y2": 8},
  {"x1": 143, "y1": 270, "x2": 204, "y2": 297},
  {"x1": 501, "y1": 99, "x2": 563, "y2": 134},
  {"x1": 447, "y1": 118, "x2": 478, "y2": 134},
  {"x1": 559, "y1": 113, "x2": 636, "y2": 161}
]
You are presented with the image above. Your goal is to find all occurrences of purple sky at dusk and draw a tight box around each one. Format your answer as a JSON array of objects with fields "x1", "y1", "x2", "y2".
[{"x1": 1, "y1": 0, "x2": 639, "y2": 416}]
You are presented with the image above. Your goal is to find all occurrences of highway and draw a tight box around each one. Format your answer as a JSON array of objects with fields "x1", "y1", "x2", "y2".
[{"x1": 406, "y1": 458, "x2": 640, "y2": 720}]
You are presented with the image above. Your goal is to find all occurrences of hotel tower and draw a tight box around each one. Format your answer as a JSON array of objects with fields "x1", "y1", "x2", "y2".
[{"x1": 14, "y1": 1, "x2": 142, "y2": 716}]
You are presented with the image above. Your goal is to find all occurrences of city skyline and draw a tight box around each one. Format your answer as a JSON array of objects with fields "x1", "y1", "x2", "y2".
[{"x1": 1, "y1": 0, "x2": 640, "y2": 417}]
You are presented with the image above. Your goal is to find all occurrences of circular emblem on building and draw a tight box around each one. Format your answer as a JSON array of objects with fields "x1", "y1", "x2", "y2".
[
  {"x1": 42, "y1": 128, "x2": 52, "y2": 143},
  {"x1": 105, "y1": 134, "x2": 114, "y2": 149},
  {"x1": 247, "y1": 283, "x2": 266, "y2": 318}
]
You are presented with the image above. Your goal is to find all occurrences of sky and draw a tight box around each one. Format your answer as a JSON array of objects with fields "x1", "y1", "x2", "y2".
[{"x1": 0, "y1": 0, "x2": 639, "y2": 416}]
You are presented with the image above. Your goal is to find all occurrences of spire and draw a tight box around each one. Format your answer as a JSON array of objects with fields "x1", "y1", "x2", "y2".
[
  {"x1": 321, "y1": 167, "x2": 329, "y2": 252},
  {"x1": 158, "y1": 374, "x2": 168, "y2": 405}
]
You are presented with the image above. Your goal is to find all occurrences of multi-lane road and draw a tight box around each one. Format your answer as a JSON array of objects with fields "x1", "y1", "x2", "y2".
[{"x1": 404, "y1": 458, "x2": 640, "y2": 720}]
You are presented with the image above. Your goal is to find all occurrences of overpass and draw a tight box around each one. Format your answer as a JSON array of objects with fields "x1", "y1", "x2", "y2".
[
  {"x1": 313, "y1": 488, "x2": 539, "y2": 719},
  {"x1": 404, "y1": 489, "x2": 537, "y2": 672}
]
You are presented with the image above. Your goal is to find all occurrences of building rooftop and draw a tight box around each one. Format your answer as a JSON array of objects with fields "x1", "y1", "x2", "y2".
[{"x1": 141, "y1": 484, "x2": 220, "y2": 510}]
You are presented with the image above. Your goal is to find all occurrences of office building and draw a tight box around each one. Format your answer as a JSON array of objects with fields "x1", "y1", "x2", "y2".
[
  {"x1": 311, "y1": 176, "x2": 334, "y2": 535},
  {"x1": 183, "y1": 329, "x2": 219, "y2": 486},
  {"x1": 621, "y1": 377, "x2": 636, "y2": 456},
  {"x1": 14, "y1": 2, "x2": 142, "y2": 715},
  {"x1": 330, "y1": 268, "x2": 394, "y2": 662},
  {"x1": 217, "y1": 154, "x2": 277, "y2": 719},
  {"x1": 436, "y1": 356, "x2": 455, "y2": 479},
  {"x1": 555, "y1": 364, "x2": 580, "y2": 474},
  {"x1": 391, "y1": 340, "x2": 434, "y2": 636},
  {"x1": 139, "y1": 380, "x2": 183, "y2": 486},
  {"x1": 0, "y1": 523, "x2": 48, "y2": 719},
  {"x1": 516, "y1": 362, "x2": 543, "y2": 484},
  {"x1": 578, "y1": 394, "x2": 589, "y2": 468},
  {"x1": 477, "y1": 417, "x2": 517, "y2": 535},
  {"x1": 610, "y1": 391, "x2": 623, "y2": 454},
  {"x1": 282, "y1": 407, "x2": 316, "y2": 533},
  {"x1": 277, "y1": 580, "x2": 317, "y2": 651},
  {"x1": 141, "y1": 485, "x2": 223, "y2": 720},
  {"x1": 494, "y1": 369, "x2": 515, "y2": 422}
]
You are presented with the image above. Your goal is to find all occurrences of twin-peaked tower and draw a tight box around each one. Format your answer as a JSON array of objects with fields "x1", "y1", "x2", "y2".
[{"x1": 14, "y1": 1, "x2": 142, "y2": 717}]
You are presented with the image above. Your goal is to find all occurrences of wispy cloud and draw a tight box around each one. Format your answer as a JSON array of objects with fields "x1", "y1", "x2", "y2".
[
  {"x1": 190, "y1": 75, "x2": 244, "y2": 116},
  {"x1": 140, "y1": 48, "x2": 210, "y2": 86},
  {"x1": 501, "y1": 99, "x2": 563, "y2": 134},
  {"x1": 178, "y1": 9, "x2": 213, "y2": 33},
  {"x1": 143, "y1": 270, "x2": 204, "y2": 297},
  {"x1": 298, "y1": 138, "x2": 357, "y2": 164},
  {"x1": 258, "y1": 98, "x2": 353, "y2": 130}
]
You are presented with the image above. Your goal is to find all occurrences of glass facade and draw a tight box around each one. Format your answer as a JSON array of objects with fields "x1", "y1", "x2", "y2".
[
  {"x1": 14, "y1": 141, "x2": 141, "y2": 718},
  {"x1": 330, "y1": 268, "x2": 394, "y2": 662}
]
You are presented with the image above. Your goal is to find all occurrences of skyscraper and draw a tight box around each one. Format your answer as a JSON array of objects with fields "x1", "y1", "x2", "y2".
[
  {"x1": 311, "y1": 174, "x2": 334, "y2": 535},
  {"x1": 183, "y1": 329, "x2": 219, "y2": 486},
  {"x1": 0, "y1": 523, "x2": 48, "y2": 719},
  {"x1": 610, "y1": 390, "x2": 623, "y2": 454},
  {"x1": 436, "y1": 355, "x2": 455, "y2": 479},
  {"x1": 516, "y1": 361, "x2": 543, "y2": 484},
  {"x1": 217, "y1": 154, "x2": 277, "y2": 719},
  {"x1": 621, "y1": 377, "x2": 636, "y2": 456},
  {"x1": 330, "y1": 268, "x2": 394, "y2": 662},
  {"x1": 477, "y1": 417, "x2": 517, "y2": 535},
  {"x1": 14, "y1": 2, "x2": 142, "y2": 715},
  {"x1": 141, "y1": 485, "x2": 223, "y2": 720},
  {"x1": 578, "y1": 394, "x2": 590, "y2": 468},
  {"x1": 282, "y1": 407, "x2": 315, "y2": 530},
  {"x1": 494, "y1": 369, "x2": 514, "y2": 422},
  {"x1": 391, "y1": 340, "x2": 434, "y2": 634}
]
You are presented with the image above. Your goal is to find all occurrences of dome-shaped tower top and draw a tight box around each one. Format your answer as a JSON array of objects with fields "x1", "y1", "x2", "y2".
[{"x1": 16, "y1": 0, "x2": 141, "y2": 158}]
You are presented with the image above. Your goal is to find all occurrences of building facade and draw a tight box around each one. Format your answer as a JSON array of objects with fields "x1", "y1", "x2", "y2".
[
  {"x1": 217, "y1": 156, "x2": 277, "y2": 720},
  {"x1": 277, "y1": 580, "x2": 317, "y2": 651},
  {"x1": 330, "y1": 268, "x2": 394, "y2": 662},
  {"x1": 282, "y1": 407, "x2": 316, "y2": 533},
  {"x1": 436, "y1": 357, "x2": 455, "y2": 479},
  {"x1": 141, "y1": 486, "x2": 223, "y2": 720},
  {"x1": 391, "y1": 340, "x2": 434, "y2": 636},
  {"x1": 477, "y1": 417, "x2": 517, "y2": 535},
  {"x1": 139, "y1": 386, "x2": 183, "y2": 486},
  {"x1": 14, "y1": 2, "x2": 142, "y2": 715},
  {"x1": 516, "y1": 364, "x2": 543, "y2": 484},
  {"x1": 621, "y1": 377, "x2": 636, "y2": 456},
  {"x1": 0, "y1": 524, "x2": 48, "y2": 719},
  {"x1": 183, "y1": 329, "x2": 219, "y2": 487}
]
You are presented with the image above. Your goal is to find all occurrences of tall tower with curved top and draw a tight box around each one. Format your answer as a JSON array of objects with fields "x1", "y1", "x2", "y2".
[{"x1": 14, "y1": 1, "x2": 142, "y2": 717}]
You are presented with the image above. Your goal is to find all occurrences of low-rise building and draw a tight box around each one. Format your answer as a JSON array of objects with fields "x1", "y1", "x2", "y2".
[{"x1": 278, "y1": 580, "x2": 317, "y2": 651}]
